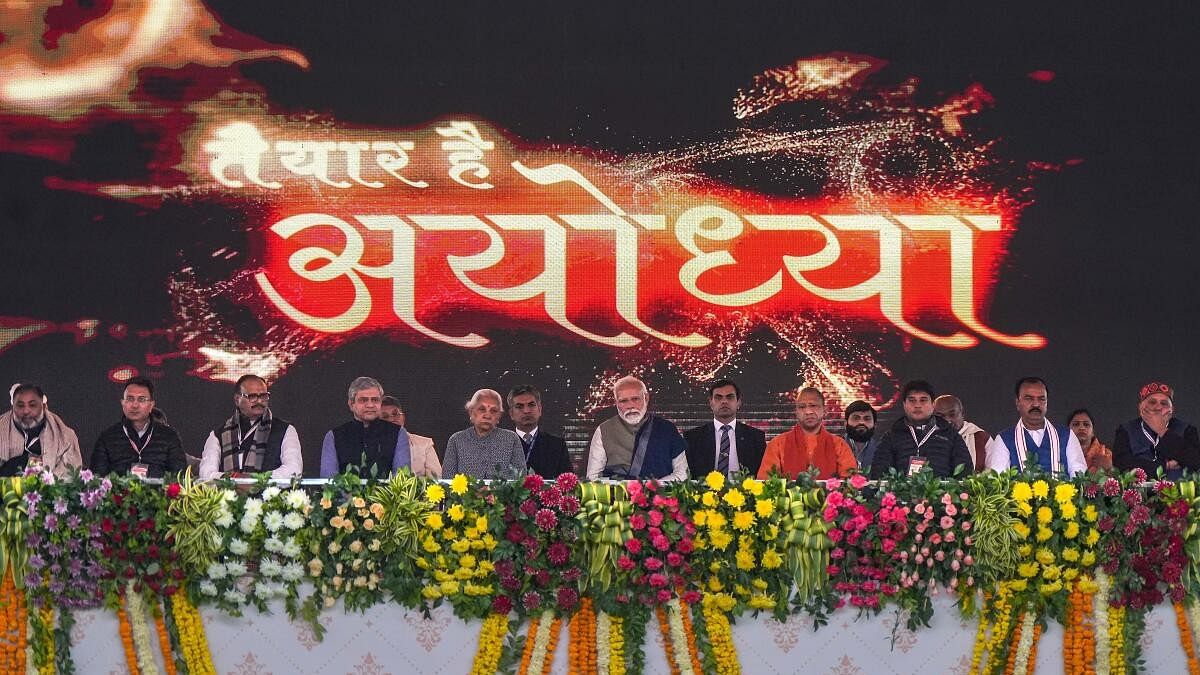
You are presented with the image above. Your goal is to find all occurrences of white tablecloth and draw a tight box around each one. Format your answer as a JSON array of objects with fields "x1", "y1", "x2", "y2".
[{"x1": 67, "y1": 596, "x2": 1186, "y2": 674}]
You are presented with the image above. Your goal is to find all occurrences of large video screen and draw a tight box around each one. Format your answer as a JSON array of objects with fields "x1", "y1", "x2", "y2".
[{"x1": 1, "y1": 2, "x2": 1194, "y2": 472}]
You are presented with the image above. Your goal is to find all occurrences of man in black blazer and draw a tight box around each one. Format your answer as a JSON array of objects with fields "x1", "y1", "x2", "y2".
[
  {"x1": 508, "y1": 385, "x2": 574, "y2": 478},
  {"x1": 684, "y1": 379, "x2": 766, "y2": 478}
]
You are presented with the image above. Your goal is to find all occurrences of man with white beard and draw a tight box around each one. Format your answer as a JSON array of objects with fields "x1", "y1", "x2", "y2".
[
  {"x1": 586, "y1": 376, "x2": 688, "y2": 481},
  {"x1": 0, "y1": 384, "x2": 82, "y2": 477}
]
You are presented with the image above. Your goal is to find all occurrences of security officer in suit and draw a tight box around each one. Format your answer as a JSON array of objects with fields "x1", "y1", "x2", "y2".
[
  {"x1": 507, "y1": 385, "x2": 574, "y2": 478},
  {"x1": 683, "y1": 379, "x2": 766, "y2": 477}
]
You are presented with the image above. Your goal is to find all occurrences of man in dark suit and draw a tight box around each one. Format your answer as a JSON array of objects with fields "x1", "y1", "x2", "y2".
[
  {"x1": 684, "y1": 379, "x2": 766, "y2": 478},
  {"x1": 508, "y1": 385, "x2": 574, "y2": 478}
]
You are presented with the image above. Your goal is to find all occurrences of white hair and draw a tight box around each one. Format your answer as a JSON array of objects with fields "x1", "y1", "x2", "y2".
[
  {"x1": 347, "y1": 376, "x2": 383, "y2": 402},
  {"x1": 464, "y1": 388, "x2": 504, "y2": 412},
  {"x1": 612, "y1": 376, "x2": 648, "y2": 399}
]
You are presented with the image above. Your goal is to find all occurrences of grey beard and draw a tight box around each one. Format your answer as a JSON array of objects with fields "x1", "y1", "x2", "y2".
[{"x1": 16, "y1": 415, "x2": 45, "y2": 430}]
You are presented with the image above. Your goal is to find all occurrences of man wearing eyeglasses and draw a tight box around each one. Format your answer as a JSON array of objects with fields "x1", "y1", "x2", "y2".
[
  {"x1": 91, "y1": 376, "x2": 186, "y2": 478},
  {"x1": 199, "y1": 375, "x2": 302, "y2": 479}
]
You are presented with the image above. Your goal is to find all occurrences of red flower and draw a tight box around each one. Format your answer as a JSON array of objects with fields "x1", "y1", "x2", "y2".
[
  {"x1": 556, "y1": 588, "x2": 579, "y2": 610},
  {"x1": 547, "y1": 541, "x2": 570, "y2": 565},
  {"x1": 629, "y1": 514, "x2": 647, "y2": 531},
  {"x1": 539, "y1": 486, "x2": 562, "y2": 508},
  {"x1": 559, "y1": 495, "x2": 581, "y2": 516},
  {"x1": 506, "y1": 523, "x2": 528, "y2": 543},
  {"x1": 534, "y1": 509, "x2": 558, "y2": 530},
  {"x1": 648, "y1": 573, "x2": 668, "y2": 588},
  {"x1": 657, "y1": 589, "x2": 673, "y2": 603},
  {"x1": 556, "y1": 473, "x2": 579, "y2": 492},
  {"x1": 519, "y1": 499, "x2": 538, "y2": 516},
  {"x1": 644, "y1": 557, "x2": 663, "y2": 571},
  {"x1": 667, "y1": 552, "x2": 683, "y2": 567},
  {"x1": 523, "y1": 474, "x2": 545, "y2": 490},
  {"x1": 492, "y1": 595, "x2": 514, "y2": 614},
  {"x1": 617, "y1": 556, "x2": 636, "y2": 571},
  {"x1": 648, "y1": 510, "x2": 664, "y2": 527},
  {"x1": 165, "y1": 483, "x2": 181, "y2": 499},
  {"x1": 652, "y1": 535, "x2": 670, "y2": 552},
  {"x1": 100, "y1": 518, "x2": 114, "y2": 533},
  {"x1": 682, "y1": 590, "x2": 701, "y2": 604},
  {"x1": 522, "y1": 591, "x2": 543, "y2": 611},
  {"x1": 625, "y1": 538, "x2": 642, "y2": 554}
]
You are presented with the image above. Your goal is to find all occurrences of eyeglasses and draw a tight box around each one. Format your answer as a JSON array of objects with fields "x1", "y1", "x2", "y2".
[
  {"x1": 122, "y1": 396, "x2": 151, "y2": 404},
  {"x1": 238, "y1": 392, "x2": 272, "y2": 401}
]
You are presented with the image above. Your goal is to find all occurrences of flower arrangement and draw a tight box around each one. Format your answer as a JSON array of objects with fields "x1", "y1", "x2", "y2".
[
  {"x1": 822, "y1": 474, "x2": 907, "y2": 616},
  {"x1": 97, "y1": 478, "x2": 185, "y2": 605},
  {"x1": 23, "y1": 468, "x2": 111, "y2": 610},
  {"x1": 492, "y1": 472, "x2": 584, "y2": 618},
  {"x1": 189, "y1": 481, "x2": 310, "y2": 615},
  {"x1": 416, "y1": 473, "x2": 499, "y2": 619},
  {"x1": 690, "y1": 472, "x2": 793, "y2": 619}
]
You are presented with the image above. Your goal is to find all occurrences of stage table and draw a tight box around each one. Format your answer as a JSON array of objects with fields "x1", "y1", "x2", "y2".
[{"x1": 66, "y1": 595, "x2": 1186, "y2": 674}]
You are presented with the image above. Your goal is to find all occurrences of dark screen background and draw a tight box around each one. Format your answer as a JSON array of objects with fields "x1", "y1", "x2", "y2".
[{"x1": 1, "y1": 1, "x2": 1197, "y2": 473}]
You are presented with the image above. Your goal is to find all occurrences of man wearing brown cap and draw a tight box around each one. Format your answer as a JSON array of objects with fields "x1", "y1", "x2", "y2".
[{"x1": 1112, "y1": 382, "x2": 1200, "y2": 478}]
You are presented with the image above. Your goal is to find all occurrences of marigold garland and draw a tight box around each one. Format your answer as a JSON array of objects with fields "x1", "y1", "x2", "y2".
[
  {"x1": 170, "y1": 592, "x2": 216, "y2": 675},
  {"x1": 700, "y1": 594, "x2": 740, "y2": 675},
  {"x1": 1107, "y1": 605, "x2": 1126, "y2": 675},
  {"x1": 1064, "y1": 584, "x2": 1096, "y2": 675},
  {"x1": 117, "y1": 596, "x2": 141, "y2": 675},
  {"x1": 1095, "y1": 570, "x2": 1111, "y2": 675},
  {"x1": 470, "y1": 612, "x2": 509, "y2": 675},
  {"x1": 655, "y1": 606, "x2": 681, "y2": 675},
  {"x1": 518, "y1": 613, "x2": 541, "y2": 674},
  {"x1": 537, "y1": 614, "x2": 563, "y2": 675},
  {"x1": 569, "y1": 597, "x2": 597, "y2": 674},
  {"x1": 154, "y1": 607, "x2": 178, "y2": 675},
  {"x1": 1, "y1": 570, "x2": 28, "y2": 674},
  {"x1": 1176, "y1": 601, "x2": 1200, "y2": 675},
  {"x1": 657, "y1": 599, "x2": 697, "y2": 675},
  {"x1": 675, "y1": 596, "x2": 704, "y2": 675},
  {"x1": 607, "y1": 613, "x2": 625, "y2": 675}
]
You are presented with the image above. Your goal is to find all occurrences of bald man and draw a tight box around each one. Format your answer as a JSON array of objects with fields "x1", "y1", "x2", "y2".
[{"x1": 933, "y1": 395, "x2": 989, "y2": 472}]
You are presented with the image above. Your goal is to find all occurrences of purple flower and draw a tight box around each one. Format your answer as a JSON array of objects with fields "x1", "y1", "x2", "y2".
[
  {"x1": 25, "y1": 533, "x2": 42, "y2": 548},
  {"x1": 24, "y1": 492, "x2": 41, "y2": 508},
  {"x1": 53, "y1": 498, "x2": 68, "y2": 515},
  {"x1": 27, "y1": 554, "x2": 45, "y2": 570},
  {"x1": 68, "y1": 559, "x2": 83, "y2": 576},
  {"x1": 67, "y1": 515, "x2": 81, "y2": 529},
  {"x1": 79, "y1": 469, "x2": 94, "y2": 482},
  {"x1": 43, "y1": 514, "x2": 57, "y2": 529},
  {"x1": 24, "y1": 573, "x2": 40, "y2": 587},
  {"x1": 46, "y1": 544, "x2": 62, "y2": 557}
]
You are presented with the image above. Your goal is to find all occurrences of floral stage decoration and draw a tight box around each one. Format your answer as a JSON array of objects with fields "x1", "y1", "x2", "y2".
[{"x1": 9, "y1": 463, "x2": 1200, "y2": 674}]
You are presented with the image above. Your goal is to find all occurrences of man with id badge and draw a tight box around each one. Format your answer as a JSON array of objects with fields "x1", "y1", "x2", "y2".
[
  {"x1": 91, "y1": 376, "x2": 187, "y2": 479},
  {"x1": 870, "y1": 380, "x2": 973, "y2": 479}
]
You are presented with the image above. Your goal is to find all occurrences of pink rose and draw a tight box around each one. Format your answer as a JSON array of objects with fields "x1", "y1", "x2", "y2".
[
  {"x1": 617, "y1": 555, "x2": 635, "y2": 571},
  {"x1": 657, "y1": 589, "x2": 673, "y2": 603},
  {"x1": 667, "y1": 552, "x2": 683, "y2": 566},
  {"x1": 826, "y1": 491, "x2": 845, "y2": 508},
  {"x1": 644, "y1": 557, "x2": 663, "y2": 571},
  {"x1": 935, "y1": 550, "x2": 946, "y2": 561},
  {"x1": 940, "y1": 516, "x2": 955, "y2": 529},
  {"x1": 941, "y1": 493, "x2": 953, "y2": 506},
  {"x1": 625, "y1": 538, "x2": 642, "y2": 554},
  {"x1": 944, "y1": 504, "x2": 958, "y2": 517},
  {"x1": 881, "y1": 493, "x2": 897, "y2": 508},
  {"x1": 648, "y1": 510, "x2": 664, "y2": 527},
  {"x1": 944, "y1": 532, "x2": 955, "y2": 543},
  {"x1": 964, "y1": 555, "x2": 974, "y2": 566},
  {"x1": 630, "y1": 514, "x2": 647, "y2": 531},
  {"x1": 881, "y1": 539, "x2": 896, "y2": 553},
  {"x1": 652, "y1": 535, "x2": 670, "y2": 552},
  {"x1": 828, "y1": 528, "x2": 844, "y2": 543},
  {"x1": 825, "y1": 477, "x2": 842, "y2": 491},
  {"x1": 961, "y1": 521, "x2": 972, "y2": 531},
  {"x1": 914, "y1": 503, "x2": 926, "y2": 515},
  {"x1": 850, "y1": 474, "x2": 868, "y2": 489},
  {"x1": 930, "y1": 534, "x2": 942, "y2": 545},
  {"x1": 648, "y1": 573, "x2": 668, "y2": 588}
]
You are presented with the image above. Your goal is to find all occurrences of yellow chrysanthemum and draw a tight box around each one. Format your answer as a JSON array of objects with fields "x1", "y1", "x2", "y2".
[
  {"x1": 1084, "y1": 504, "x2": 1099, "y2": 523},
  {"x1": 693, "y1": 510, "x2": 708, "y2": 526},
  {"x1": 1077, "y1": 576, "x2": 1099, "y2": 593},
  {"x1": 748, "y1": 595, "x2": 775, "y2": 609},
  {"x1": 447, "y1": 504, "x2": 465, "y2": 522},
  {"x1": 710, "y1": 530, "x2": 733, "y2": 550},
  {"x1": 707, "y1": 576, "x2": 724, "y2": 592},
  {"x1": 1040, "y1": 579, "x2": 1063, "y2": 595},
  {"x1": 1016, "y1": 502, "x2": 1033, "y2": 517},
  {"x1": 1081, "y1": 551, "x2": 1096, "y2": 567},
  {"x1": 1063, "y1": 568, "x2": 1079, "y2": 581},
  {"x1": 1054, "y1": 483, "x2": 1077, "y2": 503},
  {"x1": 475, "y1": 516, "x2": 488, "y2": 532},
  {"x1": 426, "y1": 484, "x2": 446, "y2": 504},
  {"x1": 1036, "y1": 506, "x2": 1053, "y2": 524},
  {"x1": 1018, "y1": 544, "x2": 1033, "y2": 557},
  {"x1": 422, "y1": 537, "x2": 441, "y2": 553},
  {"x1": 1061, "y1": 548, "x2": 1080, "y2": 562},
  {"x1": 450, "y1": 474, "x2": 469, "y2": 495},
  {"x1": 742, "y1": 477, "x2": 764, "y2": 496},
  {"x1": 1018, "y1": 562, "x2": 1040, "y2": 578},
  {"x1": 735, "y1": 550, "x2": 755, "y2": 570},
  {"x1": 705, "y1": 471, "x2": 726, "y2": 491},
  {"x1": 1085, "y1": 528, "x2": 1100, "y2": 547},
  {"x1": 460, "y1": 554, "x2": 477, "y2": 568},
  {"x1": 1035, "y1": 548, "x2": 1056, "y2": 565},
  {"x1": 723, "y1": 489, "x2": 746, "y2": 508},
  {"x1": 1032, "y1": 480, "x2": 1050, "y2": 498},
  {"x1": 440, "y1": 580, "x2": 460, "y2": 596},
  {"x1": 1009, "y1": 579, "x2": 1028, "y2": 592},
  {"x1": 1064, "y1": 522, "x2": 1080, "y2": 539},
  {"x1": 1012, "y1": 523, "x2": 1031, "y2": 539},
  {"x1": 751, "y1": 578, "x2": 769, "y2": 591},
  {"x1": 1042, "y1": 564, "x2": 1061, "y2": 580},
  {"x1": 762, "y1": 548, "x2": 783, "y2": 569},
  {"x1": 701, "y1": 491, "x2": 717, "y2": 507},
  {"x1": 1059, "y1": 502, "x2": 1078, "y2": 520},
  {"x1": 425, "y1": 512, "x2": 444, "y2": 530},
  {"x1": 732, "y1": 511, "x2": 756, "y2": 531},
  {"x1": 707, "y1": 511, "x2": 727, "y2": 530},
  {"x1": 1012, "y1": 482, "x2": 1033, "y2": 501},
  {"x1": 451, "y1": 539, "x2": 471, "y2": 553},
  {"x1": 1036, "y1": 527, "x2": 1053, "y2": 542},
  {"x1": 755, "y1": 499, "x2": 775, "y2": 518}
]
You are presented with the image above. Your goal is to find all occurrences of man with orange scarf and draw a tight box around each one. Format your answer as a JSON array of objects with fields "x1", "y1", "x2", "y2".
[{"x1": 757, "y1": 387, "x2": 857, "y2": 480}]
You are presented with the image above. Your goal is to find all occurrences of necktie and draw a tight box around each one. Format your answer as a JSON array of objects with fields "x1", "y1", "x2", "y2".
[
  {"x1": 717, "y1": 424, "x2": 731, "y2": 475},
  {"x1": 522, "y1": 433, "x2": 534, "y2": 459}
]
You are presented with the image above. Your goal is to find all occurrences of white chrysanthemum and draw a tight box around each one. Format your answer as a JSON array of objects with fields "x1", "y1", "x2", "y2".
[
  {"x1": 263, "y1": 511, "x2": 284, "y2": 532},
  {"x1": 239, "y1": 514, "x2": 258, "y2": 534},
  {"x1": 263, "y1": 536, "x2": 283, "y2": 553},
  {"x1": 259, "y1": 559, "x2": 283, "y2": 578},
  {"x1": 282, "y1": 512, "x2": 305, "y2": 531},
  {"x1": 222, "y1": 489, "x2": 237, "y2": 503},
  {"x1": 243, "y1": 498, "x2": 263, "y2": 515},
  {"x1": 254, "y1": 581, "x2": 273, "y2": 598},
  {"x1": 206, "y1": 562, "x2": 227, "y2": 580},
  {"x1": 285, "y1": 490, "x2": 311, "y2": 510},
  {"x1": 224, "y1": 589, "x2": 247, "y2": 604},
  {"x1": 262, "y1": 486, "x2": 281, "y2": 501},
  {"x1": 281, "y1": 562, "x2": 304, "y2": 582},
  {"x1": 229, "y1": 538, "x2": 250, "y2": 556},
  {"x1": 281, "y1": 539, "x2": 302, "y2": 559},
  {"x1": 214, "y1": 509, "x2": 234, "y2": 529},
  {"x1": 226, "y1": 561, "x2": 248, "y2": 577},
  {"x1": 199, "y1": 581, "x2": 218, "y2": 596}
]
